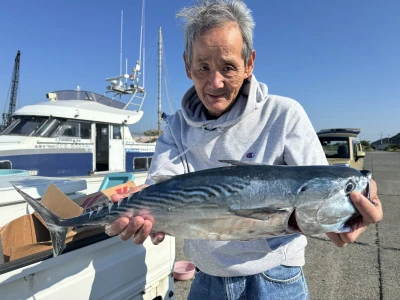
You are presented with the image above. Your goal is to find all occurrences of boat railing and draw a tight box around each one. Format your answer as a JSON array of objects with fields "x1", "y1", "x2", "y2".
[{"x1": 105, "y1": 84, "x2": 146, "y2": 112}]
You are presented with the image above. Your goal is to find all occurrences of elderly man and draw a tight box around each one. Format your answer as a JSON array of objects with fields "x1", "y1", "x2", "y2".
[{"x1": 106, "y1": 1, "x2": 383, "y2": 299}]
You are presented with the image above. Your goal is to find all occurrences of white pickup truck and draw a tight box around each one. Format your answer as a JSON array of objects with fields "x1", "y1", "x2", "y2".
[{"x1": 0, "y1": 174, "x2": 175, "y2": 300}]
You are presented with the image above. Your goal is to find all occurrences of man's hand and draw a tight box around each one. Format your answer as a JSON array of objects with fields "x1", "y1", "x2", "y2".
[
  {"x1": 104, "y1": 184, "x2": 165, "y2": 245},
  {"x1": 327, "y1": 179, "x2": 383, "y2": 247}
]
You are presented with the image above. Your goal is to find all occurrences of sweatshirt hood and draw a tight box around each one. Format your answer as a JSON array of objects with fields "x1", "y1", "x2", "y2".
[{"x1": 181, "y1": 75, "x2": 268, "y2": 130}]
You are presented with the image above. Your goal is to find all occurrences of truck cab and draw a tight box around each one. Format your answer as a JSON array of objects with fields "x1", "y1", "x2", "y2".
[{"x1": 317, "y1": 128, "x2": 366, "y2": 170}]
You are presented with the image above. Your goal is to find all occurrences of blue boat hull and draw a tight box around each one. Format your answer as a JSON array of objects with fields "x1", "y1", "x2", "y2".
[
  {"x1": 0, "y1": 153, "x2": 93, "y2": 177},
  {"x1": 0, "y1": 151, "x2": 154, "y2": 177}
]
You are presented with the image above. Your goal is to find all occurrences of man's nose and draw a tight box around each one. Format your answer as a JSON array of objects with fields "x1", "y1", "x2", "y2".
[{"x1": 208, "y1": 71, "x2": 224, "y2": 89}]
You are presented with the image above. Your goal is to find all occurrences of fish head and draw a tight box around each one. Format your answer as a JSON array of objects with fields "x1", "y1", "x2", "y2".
[{"x1": 292, "y1": 168, "x2": 372, "y2": 235}]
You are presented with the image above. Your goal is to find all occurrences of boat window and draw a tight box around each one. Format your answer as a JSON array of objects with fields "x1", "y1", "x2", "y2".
[
  {"x1": 112, "y1": 126, "x2": 122, "y2": 139},
  {"x1": 61, "y1": 123, "x2": 78, "y2": 137},
  {"x1": 51, "y1": 120, "x2": 91, "y2": 138},
  {"x1": 133, "y1": 157, "x2": 152, "y2": 171},
  {"x1": 0, "y1": 160, "x2": 12, "y2": 169},
  {"x1": 35, "y1": 118, "x2": 63, "y2": 137},
  {"x1": 318, "y1": 137, "x2": 350, "y2": 158},
  {"x1": 0, "y1": 118, "x2": 20, "y2": 135},
  {"x1": 1, "y1": 116, "x2": 48, "y2": 136},
  {"x1": 80, "y1": 122, "x2": 91, "y2": 139}
]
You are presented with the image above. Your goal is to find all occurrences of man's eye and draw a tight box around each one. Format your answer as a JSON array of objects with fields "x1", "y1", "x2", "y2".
[
  {"x1": 223, "y1": 66, "x2": 235, "y2": 72},
  {"x1": 200, "y1": 66, "x2": 209, "y2": 71}
]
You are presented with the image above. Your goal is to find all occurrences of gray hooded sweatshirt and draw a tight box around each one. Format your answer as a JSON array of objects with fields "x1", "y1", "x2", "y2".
[{"x1": 145, "y1": 75, "x2": 328, "y2": 277}]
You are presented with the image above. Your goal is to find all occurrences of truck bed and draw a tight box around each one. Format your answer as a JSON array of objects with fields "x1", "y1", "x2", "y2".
[{"x1": 0, "y1": 233, "x2": 175, "y2": 299}]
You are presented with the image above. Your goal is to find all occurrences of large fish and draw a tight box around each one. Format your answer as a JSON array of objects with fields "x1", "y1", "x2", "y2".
[{"x1": 14, "y1": 161, "x2": 371, "y2": 257}]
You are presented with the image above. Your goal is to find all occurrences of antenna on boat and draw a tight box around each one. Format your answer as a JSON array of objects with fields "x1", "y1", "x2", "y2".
[{"x1": 105, "y1": 0, "x2": 146, "y2": 112}]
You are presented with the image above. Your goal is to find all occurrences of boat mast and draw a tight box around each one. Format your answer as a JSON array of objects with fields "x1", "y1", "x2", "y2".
[
  {"x1": 139, "y1": 0, "x2": 145, "y2": 87},
  {"x1": 120, "y1": 10, "x2": 123, "y2": 77},
  {"x1": 158, "y1": 27, "x2": 162, "y2": 135}
]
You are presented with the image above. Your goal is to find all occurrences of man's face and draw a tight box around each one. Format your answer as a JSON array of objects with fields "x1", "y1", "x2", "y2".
[{"x1": 184, "y1": 22, "x2": 255, "y2": 117}]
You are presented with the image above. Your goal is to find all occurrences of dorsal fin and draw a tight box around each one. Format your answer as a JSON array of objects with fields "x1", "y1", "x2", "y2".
[{"x1": 150, "y1": 174, "x2": 173, "y2": 183}]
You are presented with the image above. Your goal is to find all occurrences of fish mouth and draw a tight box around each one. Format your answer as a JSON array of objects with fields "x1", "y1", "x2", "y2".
[
  {"x1": 360, "y1": 170, "x2": 372, "y2": 200},
  {"x1": 362, "y1": 182, "x2": 370, "y2": 199},
  {"x1": 343, "y1": 212, "x2": 362, "y2": 231}
]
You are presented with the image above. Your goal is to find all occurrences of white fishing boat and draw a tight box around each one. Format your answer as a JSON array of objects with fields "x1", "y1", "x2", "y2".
[{"x1": 0, "y1": 68, "x2": 155, "y2": 178}]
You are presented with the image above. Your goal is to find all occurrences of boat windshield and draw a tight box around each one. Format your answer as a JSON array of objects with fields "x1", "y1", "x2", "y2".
[
  {"x1": 1, "y1": 116, "x2": 91, "y2": 139},
  {"x1": 1, "y1": 116, "x2": 48, "y2": 136},
  {"x1": 318, "y1": 137, "x2": 350, "y2": 159},
  {"x1": 50, "y1": 90, "x2": 126, "y2": 109}
]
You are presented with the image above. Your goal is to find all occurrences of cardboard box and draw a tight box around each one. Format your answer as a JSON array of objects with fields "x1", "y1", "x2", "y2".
[{"x1": 0, "y1": 180, "x2": 136, "y2": 263}]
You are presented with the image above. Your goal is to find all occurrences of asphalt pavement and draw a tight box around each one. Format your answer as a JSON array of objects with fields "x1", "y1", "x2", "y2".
[{"x1": 173, "y1": 151, "x2": 400, "y2": 300}]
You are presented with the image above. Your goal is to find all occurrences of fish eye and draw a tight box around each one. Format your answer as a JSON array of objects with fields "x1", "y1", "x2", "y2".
[{"x1": 345, "y1": 180, "x2": 356, "y2": 194}]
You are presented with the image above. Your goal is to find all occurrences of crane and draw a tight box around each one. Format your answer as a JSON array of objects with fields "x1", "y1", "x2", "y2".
[{"x1": 2, "y1": 50, "x2": 21, "y2": 131}]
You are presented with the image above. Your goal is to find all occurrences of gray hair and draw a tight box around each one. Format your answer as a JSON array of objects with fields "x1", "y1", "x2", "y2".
[{"x1": 176, "y1": 0, "x2": 255, "y2": 68}]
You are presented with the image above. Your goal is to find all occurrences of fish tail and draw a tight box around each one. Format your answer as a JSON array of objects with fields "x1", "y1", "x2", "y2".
[{"x1": 12, "y1": 185, "x2": 67, "y2": 257}]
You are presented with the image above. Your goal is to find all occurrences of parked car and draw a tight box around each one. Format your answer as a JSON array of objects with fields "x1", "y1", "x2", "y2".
[{"x1": 317, "y1": 128, "x2": 366, "y2": 170}]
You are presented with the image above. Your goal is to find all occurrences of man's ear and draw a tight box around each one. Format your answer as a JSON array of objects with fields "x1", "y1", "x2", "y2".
[
  {"x1": 245, "y1": 50, "x2": 256, "y2": 79},
  {"x1": 183, "y1": 53, "x2": 192, "y2": 79}
]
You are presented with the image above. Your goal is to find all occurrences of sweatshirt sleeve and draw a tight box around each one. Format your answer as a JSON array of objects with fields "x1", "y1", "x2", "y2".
[
  {"x1": 283, "y1": 102, "x2": 328, "y2": 166},
  {"x1": 145, "y1": 120, "x2": 186, "y2": 185}
]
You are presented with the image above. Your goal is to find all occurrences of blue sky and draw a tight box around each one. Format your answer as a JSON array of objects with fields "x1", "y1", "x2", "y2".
[{"x1": 0, "y1": 0, "x2": 399, "y2": 143}]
